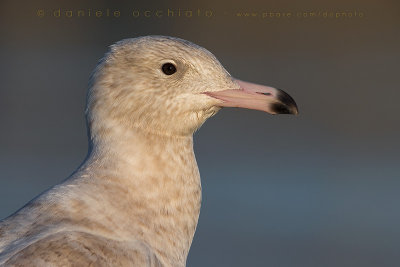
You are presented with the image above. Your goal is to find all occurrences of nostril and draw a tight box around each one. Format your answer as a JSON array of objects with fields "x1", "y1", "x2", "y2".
[{"x1": 257, "y1": 92, "x2": 272, "y2": 96}]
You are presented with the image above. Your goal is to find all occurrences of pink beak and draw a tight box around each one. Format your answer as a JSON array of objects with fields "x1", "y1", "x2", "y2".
[{"x1": 204, "y1": 79, "x2": 298, "y2": 115}]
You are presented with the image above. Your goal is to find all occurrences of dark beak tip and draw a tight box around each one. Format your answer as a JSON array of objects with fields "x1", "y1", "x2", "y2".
[
  {"x1": 275, "y1": 88, "x2": 299, "y2": 115},
  {"x1": 270, "y1": 103, "x2": 296, "y2": 115}
]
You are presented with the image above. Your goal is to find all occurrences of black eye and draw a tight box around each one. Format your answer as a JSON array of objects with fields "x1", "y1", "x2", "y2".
[{"x1": 162, "y1": 63, "x2": 177, "y2": 75}]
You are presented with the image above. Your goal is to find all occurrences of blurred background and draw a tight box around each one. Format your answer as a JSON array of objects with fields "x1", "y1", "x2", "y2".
[{"x1": 0, "y1": 0, "x2": 399, "y2": 266}]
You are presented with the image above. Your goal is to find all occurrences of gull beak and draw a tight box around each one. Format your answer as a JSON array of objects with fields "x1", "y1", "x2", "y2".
[{"x1": 204, "y1": 79, "x2": 299, "y2": 115}]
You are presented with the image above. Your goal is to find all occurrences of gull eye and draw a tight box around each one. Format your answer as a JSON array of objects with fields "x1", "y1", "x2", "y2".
[{"x1": 162, "y1": 63, "x2": 177, "y2": 75}]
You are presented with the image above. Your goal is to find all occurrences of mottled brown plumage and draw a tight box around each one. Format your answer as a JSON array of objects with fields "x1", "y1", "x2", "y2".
[{"x1": 0, "y1": 36, "x2": 298, "y2": 266}]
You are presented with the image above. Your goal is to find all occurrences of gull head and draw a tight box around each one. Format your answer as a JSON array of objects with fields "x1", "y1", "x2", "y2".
[{"x1": 86, "y1": 36, "x2": 298, "y2": 139}]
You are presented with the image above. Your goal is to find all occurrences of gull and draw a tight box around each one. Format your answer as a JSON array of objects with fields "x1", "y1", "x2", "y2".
[{"x1": 0, "y1": 36, "x2": 298, "y2": 266}]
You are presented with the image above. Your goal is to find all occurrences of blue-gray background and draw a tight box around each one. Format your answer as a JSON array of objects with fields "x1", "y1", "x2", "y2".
[{"x1": 0, "y1": 0, "x2": 399, "y2": 266}]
